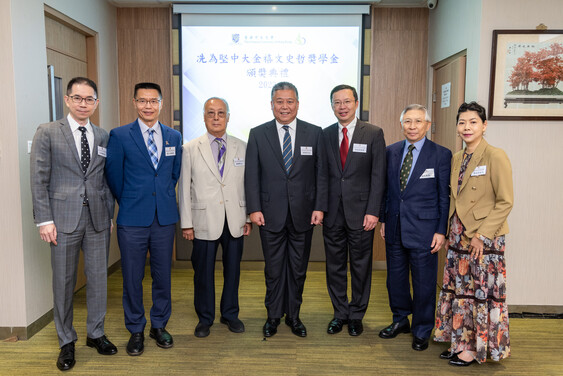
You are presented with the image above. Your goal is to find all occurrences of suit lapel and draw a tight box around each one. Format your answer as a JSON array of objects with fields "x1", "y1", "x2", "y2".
[
  {"x1": 59, "y1": 119, "x2": 82, "y2": 170},
  {"x1": 392, "y1": 142, "x2": 404, "y2": 193},
  {"x1": 264, "y1": 120, "x2": 286, "y2": 172},
  {"x1": 222, "y1": 135, "x2": 236, "y2": 180},
  {"x1": 327, "y1": 123, "x2": 341, "y2": 173},
  {"x1": 450, "y1": 151, "x2": 463, "y2": 199},
  {"x1": 344, "y1": 121, "x2": 365, "y2": 171},
  {"x1": 130, "y1": 120, "x2": 156, "y2": 170},
  {"x1": 198, "y1": 134, "x2": 222, "y2": 182},
  {"x1": 88, "y1": 124, "x2": 102, "y2": 175},
  {"x1": 403, "y1": 139, "x2": 431, "y2": 194},
  {"x1": 291, "y1": 119, "x2": 308, "y2": 173},
  {"x1": 459, "y1": 139, "x2": 488, "y2": 194}
]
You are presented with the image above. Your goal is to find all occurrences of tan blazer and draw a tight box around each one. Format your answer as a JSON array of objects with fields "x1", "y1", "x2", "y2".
[
  {"x1": 179, "y1": 133, "x2": 248, "y2": 241},
  {"x1": 449, "y1": 139, "x2": 513, "y2": 239}
]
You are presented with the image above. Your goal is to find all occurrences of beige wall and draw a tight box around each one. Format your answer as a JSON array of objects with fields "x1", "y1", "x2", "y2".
[
  {"x1": 1, "y1": 0, "x2": 120, "y2": 332},
  {"x1": 429, "y1": 0, "x2": 563, "y2": 307}
]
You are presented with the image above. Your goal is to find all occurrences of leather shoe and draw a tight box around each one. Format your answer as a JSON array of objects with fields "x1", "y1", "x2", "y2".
[
  {"x1": 220, "y1": 317, "x2": 245, "y2": 333},
  {"x1": 449, "y1": 354, "x2": 477, "y2": 366},
  {"x1": 412, "y1": 336, "x2": 429, "y2": 351},
  {"x1": 126, "y1": 332, "x2": 144, "y2": 356},
  {"x1": 149, "y1": 327, "x2": 173, "y2": 348},
  {"x1": 348, "y1": 319, "x2": 363, "y2": 336},
  {"x1": 263, "y1": 318, "x2": 280, "y2": 337},
  {"x1": 86, "y1": 335, "x2": 117, "y2": 355},
  {"x1": 327, "y1": 318, "x2": 347, "y2": 334},
  {"x1": 285, "y1": 316, "x2": 307, "y2": 337},
  {"x1": 440, "y1": 349, "x2": 459, "y2": 360},
  {"x1": 378, "y1": 321, "x2": 410, "y2": 339},
  {"x1": 194, "y1": 322, "x2": 211, "y2": 338},
  {"x1": 56, "y1": 342, "x2": 75, "y2": 371}
]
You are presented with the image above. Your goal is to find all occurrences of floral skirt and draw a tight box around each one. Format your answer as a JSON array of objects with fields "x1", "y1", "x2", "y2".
[{"x1": 433, "y1": 213, "x2": 510, "y2": 363}]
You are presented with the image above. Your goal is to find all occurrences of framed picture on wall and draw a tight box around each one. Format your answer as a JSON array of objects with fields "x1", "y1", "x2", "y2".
[{"x1": 488, "y1": 29, "x2": 563, "y2": 120}]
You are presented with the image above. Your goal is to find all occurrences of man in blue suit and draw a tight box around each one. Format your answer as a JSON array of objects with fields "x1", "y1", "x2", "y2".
[
  {"x1": 105, "y1": 82, "x2": 182, "y2": 356},
  {"x1": 379, "y1": 104, "x2": 451, "y2": 351}
]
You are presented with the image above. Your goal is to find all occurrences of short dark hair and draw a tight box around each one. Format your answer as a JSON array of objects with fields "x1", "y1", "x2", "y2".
[
  {"x1": 330, "y1": 84, "x2": 358, "y2": 102},
  {"x1": 66, "y1": 77, "x2": 98, "y2": 97},
  {"x1": 271, "y1": 81, "x2": 298, "y2": 101},
  {"x1": 457, "y1": 101, "x2": 487, "y2": 123},
  {"x1": 134, "y1": 82, "x2": 162, "y2": 99}
]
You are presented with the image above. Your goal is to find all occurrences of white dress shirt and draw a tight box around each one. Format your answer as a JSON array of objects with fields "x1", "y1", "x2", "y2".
[{"x1": 276, "y1": 118, "x2": 297, "y2": 154}]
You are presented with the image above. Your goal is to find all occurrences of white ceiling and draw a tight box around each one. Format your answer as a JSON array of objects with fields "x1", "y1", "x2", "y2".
[{"x1": 107, "y1": 0, "x2": 430, "y2": 8}]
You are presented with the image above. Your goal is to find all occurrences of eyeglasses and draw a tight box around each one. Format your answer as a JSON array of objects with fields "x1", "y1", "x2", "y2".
[
  {"x1": 402, "y1": 119, "x2": 426, "y2": 126},
  {"x1": 69, "y1": 95, "x2": 97, "y2": 105},
  {"x1": 135, "y1": 98, "x2": 161, "y2": 106},
  {"x1": 206, "y1": 111, "x2": 227, "y2": 118},
  {"x1": 332, "y1": 99, "x2": 355, "y2": 107}
]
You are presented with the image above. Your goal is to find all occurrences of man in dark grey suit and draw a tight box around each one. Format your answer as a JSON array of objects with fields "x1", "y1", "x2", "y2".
[
  {"x1": 245, "y1": 82, "x2": 327, "y2": 338},
  {"x1": 322, "y1": 85, "x2": 386, "y2": 336},
  {"x1": 30, "y1": 77, "x2": 117, "y2": 371}
]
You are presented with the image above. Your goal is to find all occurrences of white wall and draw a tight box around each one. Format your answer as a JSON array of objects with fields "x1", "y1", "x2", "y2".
[
  {"x1": 430, "y1": 0, "x2": 563, "y2": 307},
  {"x1": 1, "y1": 0, "x2": 119, "y2": 329}
]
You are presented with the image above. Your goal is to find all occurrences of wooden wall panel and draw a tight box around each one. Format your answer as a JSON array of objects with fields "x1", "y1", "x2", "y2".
[
  {"x1": 117, "y1": 7, "x2": 172, "y2": 127},
  {"x1": 369, "y1": 7, "x2": 429, "y2": 262}
]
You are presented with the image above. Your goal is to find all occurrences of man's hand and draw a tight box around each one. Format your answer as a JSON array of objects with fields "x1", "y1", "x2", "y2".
[
  {"x1": 430, "y1": 233, "x2": 446, "y2": 254},
  {"x1": 182, "y1": 228, "x2": 194, "y2": 241},
  {"x1": 379, "y1": 222, "x2": 385, "y2": 239},
  {"x1": 250, "y1": 211, "x2": 265, "y2": 226},
  {"x1": 363, "y1": 214, "x2": 378, "y2": 231},
  {"x1": 39, "y1": 223, "x2": 58, "y2": 245},
  {"x1": 311, "y1": 210, "x2": 324, "y2": 226},
  {"x1": 243, "y1": 223, "x2": 252, "y2": 236}
]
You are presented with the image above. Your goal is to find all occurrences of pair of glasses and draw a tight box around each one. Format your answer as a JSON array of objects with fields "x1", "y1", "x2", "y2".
[
  {"x1": 402, "y1": 119, "x2": 426, "y2": 126},
  {"x1": 332, "y1": 99, "x2": 355, "y2": 107},
  {"x1": 206, "y1": 111, "x2": 227, "y2": 118},
  {"x1": 69, "y1": 95, "x2": 97, "y2": 105},
  {"x1": 135, "y1": 98, "x2": 161, "y2": 106}
]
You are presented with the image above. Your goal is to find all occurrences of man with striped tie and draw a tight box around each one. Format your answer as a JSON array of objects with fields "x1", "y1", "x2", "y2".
[
  {"x1": 245, "y1": 82, "x2": 327, "y2": 338},
  {"x1": 179, "y1": 97, "x2": 251, "y2": 338}
]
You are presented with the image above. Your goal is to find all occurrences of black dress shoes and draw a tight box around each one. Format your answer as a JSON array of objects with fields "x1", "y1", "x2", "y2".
[
  {"x1": 285, "y1": 317, "x2": 307, "y2": 337},
  {"x1": 220, "y1": 317, "x2": 245, "y2": 333},
  {"x1": 263, "y1": 318, "x2": 280, "y2": 337},
  {"x1": 327, "y1": 318, "x2": 347, "y2": 334},
  {"x1": 449, "y1": 354, "x2": 477, "y2": 366},
  {"x1": 194, "y1": 322, "x2": 211, "y2": 338},
  {"x1": 150, "y1": 327, "x2": 174, "y2": 348},
  {"x1": 56, "y1": 342, "x2": 75, "y2": 371},
  {"x1": 440, "y1": 349, "x2": 459, "y2": 360},
  {"x1": 126, "y1": 332, "x2": 144, "y2": 356},
  {"x1": 348, "y1": 319, "x2": 364, "y2": 336},
  {"x1": 86, "y1": 335, "x2": 118, "y2": 355},
  {"x1": 378, "y1": 321, "x2": 410, "y2": 339},
  {"x1": 412, "y1": 336, "x2": 429, "y2": 351}
]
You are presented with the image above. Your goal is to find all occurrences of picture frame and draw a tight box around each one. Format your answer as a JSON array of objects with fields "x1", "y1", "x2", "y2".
[{"x1": 488, "y1": 29, "x2": 563, "y2": 120}]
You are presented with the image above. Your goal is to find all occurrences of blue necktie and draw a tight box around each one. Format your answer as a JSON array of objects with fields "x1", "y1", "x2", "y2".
[
  {"x1": 282, "y1": 125, "x2": 292, "y2": 174},
  {"x1": 147, "y1": 129, "x2": 158, "y2": 169},
  {"x1": 215, "y1": 138, "x2": 226, "y2": 177}
]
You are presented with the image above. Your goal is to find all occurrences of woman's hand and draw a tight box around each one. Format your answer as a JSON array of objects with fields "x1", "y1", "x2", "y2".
[{"x1": 469, "y1": 236, "x2": 484, "y2": 259}]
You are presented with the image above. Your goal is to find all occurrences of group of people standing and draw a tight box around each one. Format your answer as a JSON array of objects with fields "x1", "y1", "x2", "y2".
[{"x1": 30, "y1": 77, "x2": 513, "y2": 372}]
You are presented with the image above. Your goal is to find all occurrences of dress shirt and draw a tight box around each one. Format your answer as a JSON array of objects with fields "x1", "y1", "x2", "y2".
[
  {"x1": 276, "y1": 119, "x2": 296, "y2": 154},
  {"x1": 207, "y1": 132, "x2": 227, "y2": 165},
  {"x1": 338, "y1": 117, "x2": 357, "y2": 147},
  {"x1": 401, "y1": 137, "x2": 426, "y2": 185},
  {"x1": 68, "y1": 114, "x2": 93, "y2": 159},
  {"x1": 138, "y1": 119, "x2": 163, "y2": 160}
]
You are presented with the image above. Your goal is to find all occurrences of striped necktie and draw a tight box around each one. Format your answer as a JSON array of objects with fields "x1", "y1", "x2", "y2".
[
  {"x1": 215, "y1": 138, "x2": 226, "y2": 177},
  {"x1": 282, "y1": 125, "x2": 292, "y2": 174}
]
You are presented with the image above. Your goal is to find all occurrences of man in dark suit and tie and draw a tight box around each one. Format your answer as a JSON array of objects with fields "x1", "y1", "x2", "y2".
[
  {"x1": 322, "y1": 85, "x2": 386, "y2": 336},
  {"x1": 30, "y1": 77, "x2": 117, "y2": 371},
  {"x1": 245, "y1": 82, "x2": 327, "y2": 337},
  {"x1": 105, "y1": 82, "x2": 182, "y2": 356},
  {"x1": 379, "y1": 104, "x2": 451, "y2": 351}
]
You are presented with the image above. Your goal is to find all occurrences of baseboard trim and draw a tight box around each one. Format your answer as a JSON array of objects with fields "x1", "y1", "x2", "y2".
[{"x1": 508, "y1": 305, "x2": 563, "y2": 318}]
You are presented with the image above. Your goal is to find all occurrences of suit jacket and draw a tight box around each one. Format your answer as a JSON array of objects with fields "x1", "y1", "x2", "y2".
[
  {"x1": 30, "y1": 118, "x2": 114, "y2": 233},
  {"x1": 381, "y1": 138, "x2": 452, "y2": 250},
  {"x1": 105, "y1": 120, "x2": 182, "y2": 227},
  {"x1": 245, "y1": 118, "x2": 327, "y2": 233},
  {"x1": 322, "y1": 120, "x2": 386, "y2": 229},
  {"x1": 179, "y1": 133, "x2": 248, "y2": 240},
  {"x1": 449, "y1": 139, "x2": 513, "y2": 239}
]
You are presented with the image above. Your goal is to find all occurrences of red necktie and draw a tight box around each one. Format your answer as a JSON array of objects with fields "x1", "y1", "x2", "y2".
[{"x1": 340, "y1": 127, "x2": 349, "y2": 169}]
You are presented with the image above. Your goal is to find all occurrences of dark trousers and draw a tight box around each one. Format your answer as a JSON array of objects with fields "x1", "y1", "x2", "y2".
[
  {"x1": 323, "y1": 204, "x2": 374, "y2": 320},
  {"x1": 192, "y1": 220, "x2": 244, "y2": 326},
  {"x1": 385, "y1": 220, "x2": 438, "y2": 339},
  {"x1": 117, "y1": 217, "x2": 175, "y2": 334},
  {"x1": 259, "y1": 214, "x2": 313, "y2": 319}
]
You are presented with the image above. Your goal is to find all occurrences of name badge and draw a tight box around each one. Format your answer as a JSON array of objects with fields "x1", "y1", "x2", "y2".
[
  {"x1": 420, "y1": 168, "x2": 435, "y2": 179},
  {"x1": 471, "y1": 165, "x2": 487, "y2": 177},
  {"x1": 165, "y1": 146, "x2": 176, "y2": 157},
  {"x1": 353, "y1": 143, "x2": 367, "y2": 153},
  {"x1": 301, "y1": 146, "x2": 313, "y2": 156},
  {"x1": 234, "y1": 157, "x2": 245, "y2": 167},
  {"x1": 97, "y1": 146, "x2": 107, "y2": 158}
]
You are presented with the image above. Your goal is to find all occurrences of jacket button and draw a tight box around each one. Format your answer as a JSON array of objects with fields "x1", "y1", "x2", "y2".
[
  {"x1": 84, "y1": 177, "x2": 87, "y2": 181},
  {"x1": 472, "y1": 186, "x2": 476, "y2": 190},
  {"x1": 155, "y1": 173, "x2": 158, "y2": 177},
  {"x1": 152, "y1": 192, "x2": 156, "y2": 196}
]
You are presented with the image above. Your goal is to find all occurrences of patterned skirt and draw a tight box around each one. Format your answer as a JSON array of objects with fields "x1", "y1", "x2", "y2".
[{"x1": 433, "y1": 213, "x2": 510, "y2": 363}]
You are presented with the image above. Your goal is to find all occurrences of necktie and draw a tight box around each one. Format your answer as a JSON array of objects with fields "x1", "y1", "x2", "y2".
[
  {"x1": 147, "y1": 129, "x2": 158, "y2": 169},
  {"x1": 215, "y1": 138, "x2": 226, "y2": 177},
  {"x1": 400, "y1": 144, "x2": 415, "y2": 191},
  {"x1": 78, "y1": 126, "x2": 90, "y2": 174},
  {"x1": 340, "y1": 127, "x2": 349, "y2": 169},
  {"x1": 282, "y1": 125, "x2": 292, "y2": 174}
]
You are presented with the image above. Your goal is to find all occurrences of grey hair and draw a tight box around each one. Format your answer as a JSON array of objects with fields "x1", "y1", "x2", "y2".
[
  {"x1": 271, "y1": 81, "x2": 299, "y2": 101},
  {"x1": 203, "y1": 97, "x2": 230, "y2": 114},
  {"x1": 399, "y1": 104, "x2": 431, "y2": 123}
]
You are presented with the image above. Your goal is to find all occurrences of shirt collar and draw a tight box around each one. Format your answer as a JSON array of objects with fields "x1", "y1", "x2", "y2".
[
  {"x1": 207, "y1": 132, "x2": 227, "y2": 144},
  {"x1": 405, "y1": 136, "x2": 426, "y2": 151},
  {"x1": 67, "y1": 114, "x2": 91, "y2": 133},
  {"x1": 338, "y1": 117, "x2": 357, "y2": 132},
  {"x1": 138, "y1": 119, "x2": 161, "y2": 135},
  {"x1": 276, "y1": 118, "x2": 297, "y2": 131}
]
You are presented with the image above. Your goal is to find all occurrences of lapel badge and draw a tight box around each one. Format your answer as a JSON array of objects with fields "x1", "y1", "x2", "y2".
[{"x1": 166, "y1": 140, "x2": 169, "y2": 145}]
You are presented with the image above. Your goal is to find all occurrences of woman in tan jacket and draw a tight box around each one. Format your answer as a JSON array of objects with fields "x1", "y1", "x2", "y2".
[{"x1": 434, "y1": 102, "x2": 513, "y2": 366}]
